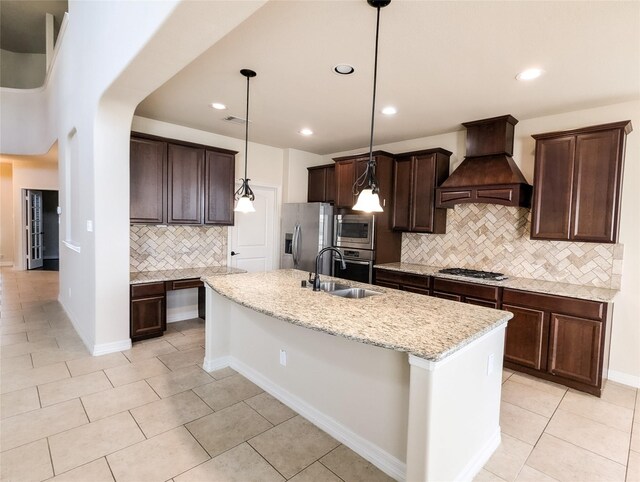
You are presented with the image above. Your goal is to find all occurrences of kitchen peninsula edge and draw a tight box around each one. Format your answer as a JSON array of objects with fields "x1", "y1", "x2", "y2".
[{"x1": 202, "y1": 269, "x2": 512, "y2": 481}]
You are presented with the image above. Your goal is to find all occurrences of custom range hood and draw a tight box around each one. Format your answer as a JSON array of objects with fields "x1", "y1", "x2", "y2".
[{"x1": 435, "y1": 115, "x2": 532, "y2": 208}]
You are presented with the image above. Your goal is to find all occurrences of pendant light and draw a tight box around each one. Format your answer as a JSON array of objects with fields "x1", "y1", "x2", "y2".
[
  {"x1": 353, "y1": 0, "x2": 390, "y2": 213},
  {"x1": 234, "y1": 69, "x2": 257, "y2": 213}
]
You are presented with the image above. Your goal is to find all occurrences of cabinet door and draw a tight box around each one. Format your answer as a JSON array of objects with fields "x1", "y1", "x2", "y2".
[
  {"x1": 392, "y1": 157, "x2": 412, "y2": 230},
  {"x1": 204, "y1": 150, "x2": 235, "y2": 225},
  {"x1": 130, "y1": 138, "x2": 166, "y2": 224},
  {"x1": 531, "y1": 136, "x2": 575, "y2": 240},
  {"x1": 307, "y1": 167, "x2": 327, "y2": 203},
  {"x1": 403, "y1": 286, "x2": 431, "y2": 296},
  {"x1": 130, "y1": 295, "x2": 165, "y2": 341},
  {"x1": 167, "y1": 144, "x2": 204, "y2": 224},
  {"x1": 466, "y1": 297, "x2": 498, "y2": 309},
  {"x1": 376, "y1": 280, "x2": 400, "y2": 290},
  {"x1": 411, "y1": 154, "x2": 438, "y2": 232},
  {"x1": 503, "y1": 304, "x2": 548, "y2": 370},
  {"x1": 325, "y1": 166, "x2": 336, "y2": 203},
  {"x1": 334, "y1": 160, "x2": 355, "y2": 208},
  {"x1": 571, "y1": 130, "x2": 622, "y2": 242},
  {"x1": 548, "y1": 314, "x2": 602, "y2": 386}
]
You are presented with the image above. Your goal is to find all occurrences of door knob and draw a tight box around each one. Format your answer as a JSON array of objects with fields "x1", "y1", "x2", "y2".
[{"x1": 231, "y1": 251, "x2": 240, "y2": 256}]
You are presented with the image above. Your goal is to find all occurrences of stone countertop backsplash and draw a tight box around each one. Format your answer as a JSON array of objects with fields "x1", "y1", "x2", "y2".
[
  {"x1": 203, "y1": 269, "x2": 512, "y2": 362},
  {"x1": 374, "y1": 262, "x2": 618, "y2": 303},
  {"x1": 130, "y1": 266, "x2": 244, "y2": 284}
]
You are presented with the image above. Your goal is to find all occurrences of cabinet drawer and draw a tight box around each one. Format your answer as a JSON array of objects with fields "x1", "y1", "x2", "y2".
[
  {"x1": 433, "y1": 278, "x2": 499, "y2": 301},
  {"x1": 375, "y1": 269, "x2": 430, "y2": 289},
  {"x1": 503, "y1": 289, "x2": 604, "y2": 320},
  {"x1": 165, "y1": 279, "x2": 204, "y2": 291},
  {"x1": 131, "y1": 282, "x2": 166, "y2": 298}
]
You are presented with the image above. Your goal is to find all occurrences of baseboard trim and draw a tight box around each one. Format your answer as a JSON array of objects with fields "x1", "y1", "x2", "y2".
[
  {"x1": 203, "y1": 355, "x2": 406, "y2": 481},
  {"x1": 92, "y1": 338, "x2": 132, "y2": 356},
  {"x1": 202, "y1": 356, "x2": 232, "y2": 373},
  {"x1": 608, "y1": 369, "x2": 640, "y2": 388},
  {"x1": 455, "y1": 427, "x2": 501, "y2": 481}
]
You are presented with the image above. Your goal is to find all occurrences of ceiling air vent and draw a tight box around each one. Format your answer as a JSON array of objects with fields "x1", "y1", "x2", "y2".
[{"x1": 222, "y1": 116, "x2": 250, "y2": 125}]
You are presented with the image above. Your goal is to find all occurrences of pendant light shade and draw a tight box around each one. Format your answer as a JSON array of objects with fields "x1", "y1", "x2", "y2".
[
  {"x1": 353, "y1": 0, "x2": 390, "y2": 213},
  {"x1": 234, "y1": 69, "x2": 257, "y2": 213}
]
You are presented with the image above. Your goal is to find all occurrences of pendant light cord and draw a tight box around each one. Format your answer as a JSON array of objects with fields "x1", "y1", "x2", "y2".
[
  {"x1": 244, "y1": 74, "x2": 250, "y2": 181},
  {"x1": 368, "y1": 5, "x2": 381, "y2": 166}
]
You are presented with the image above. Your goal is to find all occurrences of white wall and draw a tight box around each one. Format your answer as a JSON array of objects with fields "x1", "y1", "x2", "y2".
[
  {"x1": 0, "y1": 49, "x2": 46, "y2": 89},
  {"x1": 282, "y1": 148, "x2": 325, "y2": 203},
  {"x1": 323, "y1": 100, "x2": 640, "y2": 385},
  {"x1": 0, "y1": 162, "x2": 14, "y2": 265}
]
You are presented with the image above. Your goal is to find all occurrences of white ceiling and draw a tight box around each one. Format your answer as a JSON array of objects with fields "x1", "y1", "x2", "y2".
[{"x1": 135, "y1": 0, "x2": 640, "y2": 155}]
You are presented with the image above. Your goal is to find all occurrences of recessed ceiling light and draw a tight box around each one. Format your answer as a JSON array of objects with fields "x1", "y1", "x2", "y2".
[
  {"x1": 333, "y1": 64, "x2": 355, "y2": 75},
  {"x1": 299, "y1": 128, "x2": 314, "y2": 136},
  {"x1": 515, "y1": 68, "x2": 544, "y2": 81},
  {"x1": 381, "y1": 106, "x2": 397, "y2": 115},
  {"x1": 210, "y1": 102, "x2": 227, "y2": 110}
]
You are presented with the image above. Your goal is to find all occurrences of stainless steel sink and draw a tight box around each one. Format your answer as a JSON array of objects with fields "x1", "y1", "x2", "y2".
[
  {"x1": 318, "y1": 281, "x2": 351, "y2": 292},
  {"x1": 327, "y1": 287, "x2": 381, "y2": 299}
]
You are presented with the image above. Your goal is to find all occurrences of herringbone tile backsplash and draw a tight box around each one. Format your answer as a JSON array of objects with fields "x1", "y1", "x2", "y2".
[
  {"x1": 130, "y1": 225, "x2": 227, "y2": 272},
  {"x1": 402, "y1": 204, "x2": 623, "y2": 289}
]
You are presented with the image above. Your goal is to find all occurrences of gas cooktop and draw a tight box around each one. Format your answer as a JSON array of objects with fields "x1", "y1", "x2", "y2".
[{"x1": 438, "y1": 268, "x2": 508, "y2": 281}]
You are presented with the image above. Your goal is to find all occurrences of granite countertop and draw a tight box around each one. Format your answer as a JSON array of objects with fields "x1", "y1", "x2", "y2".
[
  {"x1": 203, "y1": 269, "x2": 511, "y2": 362},
  {"x1": 374, "y1": 262, "x2": 619, "y2": 303},
  {"x1": 130, "y1": 266, "x2": 245, "y2": 284}
]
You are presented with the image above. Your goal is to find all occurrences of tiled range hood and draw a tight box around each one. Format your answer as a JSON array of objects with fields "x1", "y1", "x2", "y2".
[{"x1": 435, "y1": 115, "x2": 533, "y2": 208}]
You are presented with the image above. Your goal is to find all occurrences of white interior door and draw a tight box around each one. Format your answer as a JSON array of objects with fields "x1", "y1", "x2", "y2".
[
  {"x1": 26, "y1": 189, "x2": 44, "y2": 269},
  {"x1": 229, "y1": 185, "x2": 277, "y2": 272}
]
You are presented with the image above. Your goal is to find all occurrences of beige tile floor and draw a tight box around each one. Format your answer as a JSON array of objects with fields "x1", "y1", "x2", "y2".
[{"x1": 0, "y1": 268, "x2": 638, "y2": 482}]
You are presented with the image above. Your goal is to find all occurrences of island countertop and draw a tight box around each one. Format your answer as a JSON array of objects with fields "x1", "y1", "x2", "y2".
[
  {"x1": 203, "y1": 269, "x2": 512, "y2": 361},
  {"x1": 130, "y1": 266, "x2": 244, "y2": 284},
  {"x1": 374, "y1": 262, "x2": 619, "y2": 303}
]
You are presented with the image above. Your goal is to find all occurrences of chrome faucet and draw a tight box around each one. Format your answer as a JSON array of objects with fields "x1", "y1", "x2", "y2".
[{"x1": 313, "y1": 247, "x2": 346, "y2": 291}]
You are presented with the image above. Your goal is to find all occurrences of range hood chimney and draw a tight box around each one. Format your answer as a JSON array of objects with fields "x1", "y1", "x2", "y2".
[{"x1": 435, "y1": 115, "x2": 532, "y2": 208}]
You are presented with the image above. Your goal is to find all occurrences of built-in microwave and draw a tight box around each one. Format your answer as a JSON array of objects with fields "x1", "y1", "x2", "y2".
[{"x1": 333, "y1": 214, "x2": 375, "y2": 250}]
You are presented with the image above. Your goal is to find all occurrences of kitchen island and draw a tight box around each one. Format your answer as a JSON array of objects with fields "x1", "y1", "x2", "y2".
[{"x1": 202, "y1": 269, "x2": 512, "y2": 481}]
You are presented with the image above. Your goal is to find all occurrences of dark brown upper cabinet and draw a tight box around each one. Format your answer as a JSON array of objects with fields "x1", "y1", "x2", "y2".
[
  {"x1": 130, "y1": 137, "x2": 167, "y2": 224},
  {"x1": 531, "y1": 121, "x2": 632, "y2": 243},
  {"x1": 392, "y1": 149, "x2": 451, "y2": 233},
  {"x1": 307, "y1": 164, "x2": 335, "y2": 203},
  {"x1": 332, "y1": 152, "x2": 393, "y2": 209},
  {"x1": 130, "y1": 133, "x2": 237, "y2": 226},
  {"x1": 167, "y1": 144, "x2": 204, "y2": 224},
  {"x1": 205, "y1": 150, "x2": 235, "y2": 225}
]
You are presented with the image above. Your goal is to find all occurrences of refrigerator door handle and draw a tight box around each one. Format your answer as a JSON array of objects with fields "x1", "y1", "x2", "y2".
[{"x1": 292, "y1": 224, "x2": 300, "y2": 266}]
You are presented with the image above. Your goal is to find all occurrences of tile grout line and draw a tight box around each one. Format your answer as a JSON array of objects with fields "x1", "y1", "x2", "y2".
[
  {"x1": 45, "y1": 436, "x2": 56, "y2": 476},
  {"x1": 625, "y1": 388, "x2": 638, "y2": 481}
]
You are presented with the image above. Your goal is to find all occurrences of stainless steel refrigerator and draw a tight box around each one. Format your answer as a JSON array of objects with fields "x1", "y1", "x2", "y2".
[{"x1": 280, "y1": 202, "x2": 333, "y2": 274}]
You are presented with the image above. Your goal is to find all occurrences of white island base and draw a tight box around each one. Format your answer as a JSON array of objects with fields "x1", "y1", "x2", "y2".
[{"x1": 203, "y1": 287, "x2": 505, "y2": 482}]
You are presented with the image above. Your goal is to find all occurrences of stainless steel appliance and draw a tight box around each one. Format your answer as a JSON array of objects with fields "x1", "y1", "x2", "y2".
[
  {"x1": 331, "y1": 247, "x2": 375, "y2": 284},
  {"x1": 280, "y1": 202, "x2": 333, "y2": 274},
  {"x1": 333, "y1": 214, "x2": 375, "y2": 250}
]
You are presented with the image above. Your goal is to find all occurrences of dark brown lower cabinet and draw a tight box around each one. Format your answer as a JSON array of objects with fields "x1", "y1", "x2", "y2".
[
  {"x1": 130, "y1": 278, "x2": 205, "y2": 342},
  {"x1": 502, "y1": 304, "x2": 548, "y2": 371},
  {"x1": 130, "y1": 282, "x2": 166, "y2": 342},
  {"x1": 502, "y1": 288, "x2": 609, "y2": 396},
  {"x1": 373, "y1": 268, "x2": 612, "y2": 396}
]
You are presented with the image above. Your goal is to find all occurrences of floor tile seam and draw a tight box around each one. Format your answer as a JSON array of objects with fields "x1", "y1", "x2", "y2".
[
  {"x1": 481, "y1": 466, "x2": 510, "y2": 481},
  {"x1": 550, "y1": 406, "x2": 634, "y2": 439},
  {"x1": 38, "y1": 374, "x2": 114, "y2": 408},
  {"x1": 506, "y1": 376, "x2": 568, "y2": 398},
  {"x1": 246, "y1": 439, "x2": 291, "y2": 481},
  {"x1": 128, "y1": 407, "x2": 150, "y2": 440},
  {"x1": 141, "y1": 377, "x2": 165, "y2": 402},
  {"x1": 626, "y1": 419, "x2": 639, "y2": 481},
  {"x1": 45, "y1": 436, "x2": 55, "y2": 479},
  {"x1": 316, "y1": 445, "x2": 348, "y2": 482},
  {"x1": 559, "y1": 402, "x2": 635, "y2": 433},
  {"x1": 533, "y1": 432, "x2": 628, "y2": 471}
]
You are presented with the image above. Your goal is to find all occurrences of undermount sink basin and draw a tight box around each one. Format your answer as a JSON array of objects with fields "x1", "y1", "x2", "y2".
[
  {"x1": 327, "y1": 287, "x2": 381, "y2": 299},
  {"x1": 306, "y1": 281, "x2": 381, "y2": 298}
]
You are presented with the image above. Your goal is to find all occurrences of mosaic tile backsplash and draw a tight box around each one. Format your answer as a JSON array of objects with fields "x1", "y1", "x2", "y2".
[
  {"x1": 130, "y1": 225, "x2": 227, "y2": 272},
  {"x1": 401, "y1": 204, "x2": 623, "y2": 289}
]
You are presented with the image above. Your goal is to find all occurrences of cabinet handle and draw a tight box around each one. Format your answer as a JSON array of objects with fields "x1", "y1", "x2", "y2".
[{"x1": 231, "y1": 251, "x2": 240, "y2": 256}]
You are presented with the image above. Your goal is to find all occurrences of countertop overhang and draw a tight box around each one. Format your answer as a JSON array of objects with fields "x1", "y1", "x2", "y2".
[
  {"x1": 203, "y1": 269, "x2": 511, "y2": 362},
  {"x1": 374, "y1": 262, "x2": 619, "y2": 303},
  {"x1": 130, "y1": 266, "x2": 244, "y2": 284}
]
